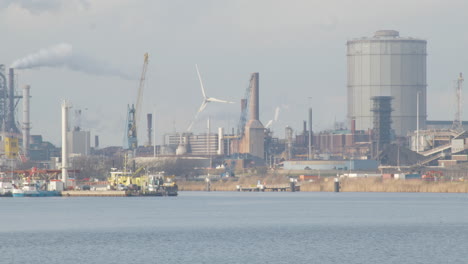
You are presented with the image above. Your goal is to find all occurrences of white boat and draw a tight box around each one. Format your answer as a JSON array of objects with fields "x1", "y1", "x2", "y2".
[
  {"x1": 0, "y1": 182, "x2": 13, "y2": 197},
  {"x1": 12, "y1": 182, "x2": 60, "y2": 197},
  {"x1": 0, "y1": 174, "x2": 13, "y2": 197}
]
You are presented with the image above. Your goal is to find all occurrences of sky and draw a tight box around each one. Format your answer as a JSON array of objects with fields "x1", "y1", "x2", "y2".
[{"x1": 0, "y1": 0, "x2": 467, "y2": 147}]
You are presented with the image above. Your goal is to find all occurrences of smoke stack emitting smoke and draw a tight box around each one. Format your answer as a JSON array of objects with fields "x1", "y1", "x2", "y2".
[{"x1": 10, "y1": 43, "x2": 133, "y2": 80}]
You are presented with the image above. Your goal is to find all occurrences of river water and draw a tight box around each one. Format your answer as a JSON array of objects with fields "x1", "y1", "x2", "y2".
[{"x1": 1, "y1": 192, "x2": 467, "y2": 264}]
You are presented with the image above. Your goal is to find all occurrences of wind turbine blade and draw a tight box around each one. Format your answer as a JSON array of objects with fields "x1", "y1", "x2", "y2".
[
  {"x1": 187, "y1": 121, "x2": 194, "y2": 131},
  {"x1": 207, "y1": 97, "x2": 234, "y2": 104},
  {"x1": 195, "y1": 64, "x2": 207, "y2": 99},
  {"x1": 197, "y1": 101, "x2": 208, "y2": 114}
]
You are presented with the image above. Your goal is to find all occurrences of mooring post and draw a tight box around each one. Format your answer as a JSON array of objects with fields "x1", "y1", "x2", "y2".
[
  {"x1": 290, "y1": 178, "x2": 296, "y2": 192},
  {"x1": 205, "y1": 177, "x2": 211, "y2": 192},
  {"x1": 334, "y1": 177, "x2": 340, "y2": 192}
]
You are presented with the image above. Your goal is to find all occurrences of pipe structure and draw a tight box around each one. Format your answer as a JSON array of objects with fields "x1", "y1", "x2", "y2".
[
  {"x1": 416, "y1": 91, "x2": 420, "y2": 152},
  {"x1": 217, "y1": 127, "x2": 224, "y2": 155},
  {"x1": 61, "y1": 100, "x2": 71, "y2": 187},
  {"x1": 22, "y1": 85, "x2": 30, "y2": 157}
]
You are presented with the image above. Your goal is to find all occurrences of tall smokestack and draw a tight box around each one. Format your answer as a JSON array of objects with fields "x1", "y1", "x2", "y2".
[
  {"x1": 147, "y1": 113, "x2": 152, "y2": 146},
  {"x1": 22, "y1": 85, "x2": 30, "y2": 157},
  {"x1": 250, "y1": 73, "x2": 259, "y2": 121},
  {"x1": 240, "y1": 72, "x2": 264, "y2": 160},
  {"x1": 95, "y1": 135, "x2": 99, "y2": 148},
  {"x1": 61, "y1": 100, "x2": 71, "y2": 187},
  {"x1": 308, "y1": 107, "x2": 312, "y2": 160}
]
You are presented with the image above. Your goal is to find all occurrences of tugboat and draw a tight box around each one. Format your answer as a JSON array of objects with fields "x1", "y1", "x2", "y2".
[
  {"x1": 12, "y1": 181, "x2": 60, "y2": 197},
  {"x1": 162, "y1": 177, "x2": 178, "y2": 196},
  {"x1": 108, "y1": 169, "x2": 178, "y2": 196},
  {"x1": 146, "y1": 173, "x2": 178, "y2": 196}
]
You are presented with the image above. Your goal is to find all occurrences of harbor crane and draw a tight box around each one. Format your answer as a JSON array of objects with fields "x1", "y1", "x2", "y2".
[{"x1": 125, "y1": 53, "x2": 149, "y2": 150}]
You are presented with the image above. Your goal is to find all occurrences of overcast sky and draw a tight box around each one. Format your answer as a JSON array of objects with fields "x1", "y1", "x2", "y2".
[{"x1": 1, "y1": 0, "x2": 467, "y2": 147}]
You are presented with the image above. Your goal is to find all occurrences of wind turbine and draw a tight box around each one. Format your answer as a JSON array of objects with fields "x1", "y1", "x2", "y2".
[{"x1": 187, "y1": 64, "x2": 234, "y2": 131}]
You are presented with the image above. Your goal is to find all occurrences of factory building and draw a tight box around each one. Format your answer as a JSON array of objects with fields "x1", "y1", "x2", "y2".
[
  {"x1": 28, "y1": 135, "x2": 60, "y2": 163},
  {"x1": 163, "y1": 132, "x2": 224, "y2": 156},
  {"x1": 283, "y1": 160, "x2": 378, "y2": 171},
  {"x1": 187, "y1": 133, "x2": 218, "y2": 155},
  {"x1": 67, "y1": 130, "x2": 91, "y2": 156},
  {"x1": 347, "y1": 30, "x2": 427, "y2": 136}
]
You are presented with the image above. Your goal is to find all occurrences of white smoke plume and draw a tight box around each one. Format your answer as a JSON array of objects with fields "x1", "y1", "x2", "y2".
[
  {"x1": 265, "y1": 106, "x2": 281, "y2": 129},
  {"x1": 10, "y1": 43, "x2": 133, "y2": 80},
  {"x1": 274, "y1": 106, "x2": 280, "y2": 122}
]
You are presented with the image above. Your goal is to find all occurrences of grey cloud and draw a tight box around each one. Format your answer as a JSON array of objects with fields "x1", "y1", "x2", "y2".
[{"x1": 1, "y1": 0, "x2": 90, "y2": 14}]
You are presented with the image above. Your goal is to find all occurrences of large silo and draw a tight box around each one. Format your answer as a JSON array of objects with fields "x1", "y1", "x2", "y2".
[{"x1": 347, "y1": 30, "x2": 427, "y2": 136}]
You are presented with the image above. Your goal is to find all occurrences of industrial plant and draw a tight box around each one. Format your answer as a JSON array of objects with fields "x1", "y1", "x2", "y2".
[{"x1": 2, "y1": 29, "x2": 468, "y2": 197}]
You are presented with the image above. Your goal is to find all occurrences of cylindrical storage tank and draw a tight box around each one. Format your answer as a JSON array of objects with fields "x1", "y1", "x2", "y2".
[{"x1": 347, "y1": 30, "x2": 427, "y2": 136}]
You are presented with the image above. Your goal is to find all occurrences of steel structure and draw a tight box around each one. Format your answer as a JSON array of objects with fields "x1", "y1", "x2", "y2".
[
  {"x1": 0, "y1": 66, "x2": 7, "y2": 133},
  {"x1": 452, "y1": 73, "x2": 464, "y2": 131},
  {"x1": 6, "y1": 68, "x2": 20, "y2": 134},
  {"x1": 371, "y1": 96, "x2": 393, "y2": 158},
  {"x1": 347, "y1": 30, "x2": 427, "y2": 136},
  {"x1": 237, "y1": 83, "x2": 251, "y2": 136},
  {"x1": 125, "y1": 53, "x2": 149, "y2": 150},
  {"x1": 0, "y1": 66, "x2": 21, "y2": 135},
  {"x1": 22, "y1": 85, "x2": 31, "y2": 158},
  {"x1": 126, "y1": 104, "x2": 137, "y2": 150}
]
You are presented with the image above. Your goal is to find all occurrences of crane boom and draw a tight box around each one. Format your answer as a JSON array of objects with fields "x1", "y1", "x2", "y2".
[
  {"x1": 126, "y1": 53, "x2": 149, "y2": 150},
  {"x1": 135, "y1": 53, "x2": 149, "y2": 138}
]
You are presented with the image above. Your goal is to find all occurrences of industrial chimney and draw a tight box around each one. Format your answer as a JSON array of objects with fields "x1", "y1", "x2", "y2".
[
  {"x1": 250, "y1": 73, "x2": 260, "y2": 121},
  {"x1": 240, "y1": 72, "x2": 264, "y2": 160},
  {"x1": 61, "y1": 100, "x2": 72, "y2": 187}
]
